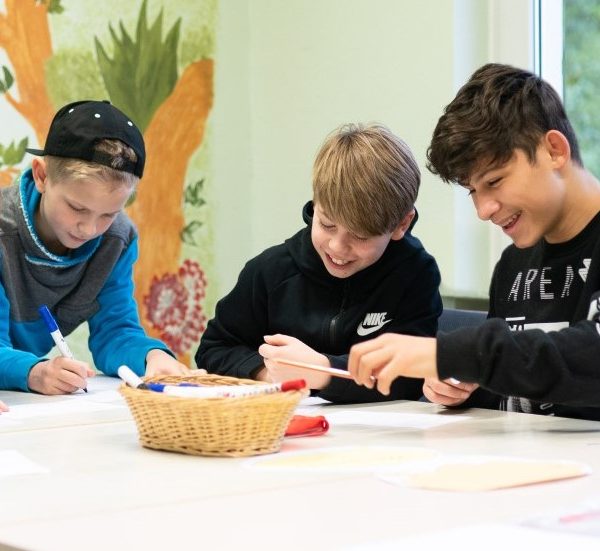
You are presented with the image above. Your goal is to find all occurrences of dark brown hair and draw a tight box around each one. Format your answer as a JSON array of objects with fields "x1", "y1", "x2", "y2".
[{"x1": 427, "y1": 63, "x2": 582, "y2": 185}]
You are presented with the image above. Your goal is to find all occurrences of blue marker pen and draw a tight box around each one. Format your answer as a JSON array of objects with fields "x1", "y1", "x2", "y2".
[
  {"x1": 39, "y1": 305, "x2": 87, "y2": 393},
  {"x1": 117, "y1": 364, "x2": 199, "y2": 391}
]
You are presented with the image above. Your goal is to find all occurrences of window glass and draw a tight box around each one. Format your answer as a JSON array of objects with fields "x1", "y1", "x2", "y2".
[{"x1": 563, "y1": 0, "x2": 600, "y2": 175}]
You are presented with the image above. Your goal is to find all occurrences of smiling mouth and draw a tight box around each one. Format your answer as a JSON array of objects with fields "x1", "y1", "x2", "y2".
[
  {"x1": 327, "y1": 253, "x2": 351, "y2": 266},
  {"x1": 498, "y1": 212, "x2": 521, "y2": 231}
]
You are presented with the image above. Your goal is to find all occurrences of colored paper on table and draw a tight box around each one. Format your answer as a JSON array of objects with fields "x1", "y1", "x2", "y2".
[
  {"x1": 285, "y1": 415, "x2": 329, "y2": 437},
  {"x1": 245, "y1": 446, "x2": 438, "y2": 472},
  {"x1": 380, "y1": 456, "x2": 591, "y2": 492}
]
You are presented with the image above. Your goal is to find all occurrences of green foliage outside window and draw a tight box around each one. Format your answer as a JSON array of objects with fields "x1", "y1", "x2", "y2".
[{"x1": 563, "y1": 0, "x2": 600, "y2": 176}]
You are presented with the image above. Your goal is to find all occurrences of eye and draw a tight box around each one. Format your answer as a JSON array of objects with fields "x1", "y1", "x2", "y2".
[
  {"x1": 353, "y1": 234, "x2": 369, "y2": 242},
  {"x1": 319, "y1": 221, "x2": 335, "y2": 231},
  {"x1": 69, "y1": 204, "x2": 86, "y2": 213},
  {"x1": 466, "y1": 188, "x2": 475, "y2": 196},
  {"x1": 487, "y1": 177, "x2": 502, "y2": 187}
]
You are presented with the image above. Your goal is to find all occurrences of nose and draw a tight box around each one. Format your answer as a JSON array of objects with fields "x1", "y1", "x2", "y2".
[
  {"x1": 328, "y1": 233, "x2": 351, "y2": 255},
  {"x1": 77, "y1": 218, "x2": 97, "y2": 239},
  {"x1": 473, "y1": 195, "x2": 501, "y2": 221}
]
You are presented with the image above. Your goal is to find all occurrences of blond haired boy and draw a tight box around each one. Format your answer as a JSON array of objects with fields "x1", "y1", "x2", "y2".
[
  {"x1": 196, "y1": 123, "x2": 441, "y2": 403},
  {"x1": 0, "y1": 100, "x2": 189, "y2": 395}
]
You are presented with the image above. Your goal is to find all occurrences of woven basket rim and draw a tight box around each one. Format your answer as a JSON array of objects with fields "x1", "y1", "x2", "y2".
[{"x1": 120, "y1": 373, "x2": 304, "y2": 457}]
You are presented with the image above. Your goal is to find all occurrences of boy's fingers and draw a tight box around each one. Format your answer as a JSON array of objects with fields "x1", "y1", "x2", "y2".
[
  {"x1": 355, "y1": 346, "x2": 394, "y2": 388},
  {"x1": 50, "y1": 360, "x2": 92, "y2": 392},
  {"x1": 58, "y1": 368, "x2": 88, "y2": 392},
  {"x1": 258, "y1": 343, "x2": 275, "y2": 357},
  {"x1": 56, "y1": 358, "x2": 90, "y2": 376},
  {"x1": 348, "y1": 339, "x2": 380, "y2": 377},
  {"x1": 445, "y1": 378, "x2": 477, "y2": 391},
  {"x1": 263, "y1": 334, "x2": 290, "y2": 345},
  {"x1": 423, "y1": 385, "x2": 467, "y2": 406},
  {"x1": 425, "y1": 379, "x2": 471, "y2": 400}
]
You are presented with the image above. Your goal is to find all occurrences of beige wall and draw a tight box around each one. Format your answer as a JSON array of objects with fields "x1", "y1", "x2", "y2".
[{"x1": 211, "y1": 0, "x2": 534, "y2": 306}]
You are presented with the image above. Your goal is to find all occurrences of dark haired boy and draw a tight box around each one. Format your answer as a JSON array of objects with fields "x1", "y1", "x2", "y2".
[{"x1": 348, "y1": 63, "x2": 600, "y2": 419}]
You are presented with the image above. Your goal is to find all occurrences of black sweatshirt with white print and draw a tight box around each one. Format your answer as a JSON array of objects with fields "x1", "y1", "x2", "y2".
[
  {"x1": 438, "y1": 211, "x2": 600, "y2": 420},
  {"x1": 196, "y1": 202, "x2": 442, "y2": 404}
]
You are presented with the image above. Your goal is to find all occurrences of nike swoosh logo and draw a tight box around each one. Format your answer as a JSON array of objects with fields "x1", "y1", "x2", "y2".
[{"x1": 356, "y1": 319, "x2": 392, "y2": 336}]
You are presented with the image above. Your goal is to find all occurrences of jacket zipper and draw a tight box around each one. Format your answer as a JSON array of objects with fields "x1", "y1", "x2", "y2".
[{"x1": 329, "y1": 282, "x2": 350, "y2": 348}]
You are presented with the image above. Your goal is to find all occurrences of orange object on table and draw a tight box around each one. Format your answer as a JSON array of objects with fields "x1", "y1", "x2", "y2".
[{"x1": 285, "y1": 415, "x2": 329, "y2": 437}]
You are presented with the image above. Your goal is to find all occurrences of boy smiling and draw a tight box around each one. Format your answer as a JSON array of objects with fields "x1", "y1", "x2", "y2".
[
  {"x1": 349, "y1": 64, "x2": 600, "y2": 419},
  {"x1": 196, "y1": 123, "x2": 442, "y2": 403}
]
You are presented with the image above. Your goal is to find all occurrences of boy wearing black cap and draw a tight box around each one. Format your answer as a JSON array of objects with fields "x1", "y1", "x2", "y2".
[{"x1": 0, "y1": 100, "x2": 190, "y2": 395}]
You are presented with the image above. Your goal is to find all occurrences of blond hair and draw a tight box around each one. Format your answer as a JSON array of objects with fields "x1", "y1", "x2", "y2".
[
  {"x1": 45, "y1": 139, "x2": 140, "y2": 189},
  {"x1": 312, "y1": 123, "x2": 420, "y2": 236}
]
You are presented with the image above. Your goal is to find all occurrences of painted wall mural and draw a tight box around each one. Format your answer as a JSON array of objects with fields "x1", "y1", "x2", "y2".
[{"x1": 0, "y1": 0, "x2": 216, "y2": 365}]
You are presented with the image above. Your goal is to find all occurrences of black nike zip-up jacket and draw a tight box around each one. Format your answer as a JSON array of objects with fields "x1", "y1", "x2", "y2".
[{"x1": 196, "y1": 202, "x2": 442, "y2": 403}]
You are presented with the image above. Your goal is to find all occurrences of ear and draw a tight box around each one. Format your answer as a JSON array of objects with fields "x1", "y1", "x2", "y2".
[
  {"x1": 390, "y1": 208, "x2": 415, "y2": 241},
  {"x1": 31, "y1": 158, "x2": 48, "y2": 193},
  {"x1": 542, "y1": 130, "x2": 571, "y2": 169}
]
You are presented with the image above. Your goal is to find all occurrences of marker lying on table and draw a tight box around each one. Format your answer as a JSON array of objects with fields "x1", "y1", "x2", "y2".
[
  {"x1": 39, "y1": 305, "x2": 87, "y2": 393},
  {"x1": 117, "y1": 365, "x2": 199, "y2": 392},
  {"x1": 160, "y1": 379, "x2": 306, "y2": 398},
  {"x1": 117, "y1": 365, "x2": 306, "y2": 398}
]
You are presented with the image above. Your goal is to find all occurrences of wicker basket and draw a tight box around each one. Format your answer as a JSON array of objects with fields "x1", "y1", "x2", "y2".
[{"x1": 119, "y1": 373, "x2": 304, "y2": 457}]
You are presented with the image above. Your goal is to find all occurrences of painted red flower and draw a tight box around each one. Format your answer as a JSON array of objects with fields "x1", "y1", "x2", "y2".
[{"x1": 144, "y1": 259, "x2": 207, "y2": 354}]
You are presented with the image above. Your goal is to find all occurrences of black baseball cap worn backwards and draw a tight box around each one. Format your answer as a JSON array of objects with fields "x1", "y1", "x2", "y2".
[{"x1": 27, "y1": 100, "x2": 145, "y2": 178}]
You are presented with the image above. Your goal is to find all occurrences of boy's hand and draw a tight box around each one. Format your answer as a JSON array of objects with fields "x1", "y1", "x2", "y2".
[
  {"x1": 254, "y1": 367, "x2": 273, "y2": 382},
  {"x1": 258, "y1": 334, "x2": 331, "y2": 389},
  {"x1": 422, "y1": 377, "x2": 478, "y2": 406},
  {"x1": 145, "y1": 349, "x2": 191, "y2": 377},
  {"x1": 348, "y1": 333, "x2": 437, "y2": 395},
  {"x1": 28, "y1": 357, "x2": 95, "y2": 395},
  {"x1": 0, "y1": 400, "x2": 8, "y2": 413}
]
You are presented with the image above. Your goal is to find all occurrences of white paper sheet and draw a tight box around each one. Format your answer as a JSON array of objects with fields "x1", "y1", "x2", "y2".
[
  {"x1": 345, "y1": 524, "x2": 600, "y2": 550},
  {"x1": 523, "y1": 497, "x2": 600, "y2": 537},
  {"x1": 0, "y1": 450, "x2": 48, "y2": 477},
  {"x1": 0, "y1": 399, "x2": 123, "y2": 421},
  {"x1": 326, "y1": 410, "x2": 473, "y2": 429}
]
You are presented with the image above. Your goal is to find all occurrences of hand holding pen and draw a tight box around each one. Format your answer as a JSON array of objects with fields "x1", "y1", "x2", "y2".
[
  {"x1": 27, "y1": 306, "x2": 95, "y2": 395},
  {"x1": 258, "y1": 334, "x2": 332, "y2": 390}
]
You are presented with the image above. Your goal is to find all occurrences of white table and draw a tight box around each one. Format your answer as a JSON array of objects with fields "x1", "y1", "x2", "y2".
[{"x1": 1, "y1": 377, "x2": 600, "y2": 550}]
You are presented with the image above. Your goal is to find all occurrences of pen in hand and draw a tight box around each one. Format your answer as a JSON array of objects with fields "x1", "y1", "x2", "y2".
[{"x1": 38, "y1": 305, "x2": 87, "y2": 393}]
